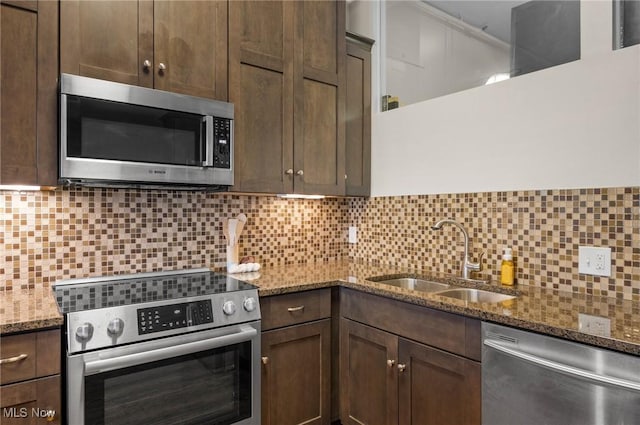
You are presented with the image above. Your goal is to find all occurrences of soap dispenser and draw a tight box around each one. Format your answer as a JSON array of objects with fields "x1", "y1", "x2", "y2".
[{"x1": 500, "y1": 248, "x2": 514, "y2": 286}]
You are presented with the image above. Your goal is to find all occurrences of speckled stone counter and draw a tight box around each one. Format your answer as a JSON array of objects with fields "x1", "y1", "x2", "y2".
[
  {"x1": 2, "y1": 260, "x2": 639, "y2": 356},
  {"x1": 0, "y1": 287, "x2": 63, "y2": 334},
  {"x1": 248, "y1": 260, "x2": 640, "y2": 356}
]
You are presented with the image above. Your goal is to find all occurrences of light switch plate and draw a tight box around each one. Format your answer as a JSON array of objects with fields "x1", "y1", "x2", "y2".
[
  {"x1": 578, "y1": 246, "x2": 611, "y2": 277},
  {"x1": 348, "y1": 226, "x2": 357, "y2": 244}
]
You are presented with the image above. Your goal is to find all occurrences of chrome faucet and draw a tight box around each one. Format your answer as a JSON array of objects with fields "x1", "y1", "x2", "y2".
[{"x1": 431, "y1": 219, "x2": 484, "y2": 280}]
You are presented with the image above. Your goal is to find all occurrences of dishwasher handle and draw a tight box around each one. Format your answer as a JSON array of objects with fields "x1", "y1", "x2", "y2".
[{"x1": 484, "y1": 338, "x2": 640, "y2": 392}]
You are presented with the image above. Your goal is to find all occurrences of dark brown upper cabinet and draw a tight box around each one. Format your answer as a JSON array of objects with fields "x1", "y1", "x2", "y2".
[
  {"x1": 60, "y1": 0, "x2": 228, "y2": 100},
  {"x1": 0, "y1": 0, "x2": 58, "y2": 186},
  {"x1": 230, "y1": 0, "x2": 346, "y2": 195},
  {"x1": 345, "y1": 32, "x2": 373, "y2": 197}
]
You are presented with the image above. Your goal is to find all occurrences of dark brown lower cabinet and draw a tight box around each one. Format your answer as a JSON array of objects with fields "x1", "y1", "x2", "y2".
[
  {"x1": 0, "y1": 375, "x2": 61, "y2": 425},
  {"x1": 398, "y1": 338, "x2": 480, "y2": 425},
  {"x1": 340, "y1": 318, "x2": 480, "y2": 425},
  {"x1": 262, "y1": 319, "x2": 331, "y2": 425},
  {"x1": 340, "y1": 318, "x2": 398, "y2": 425}
]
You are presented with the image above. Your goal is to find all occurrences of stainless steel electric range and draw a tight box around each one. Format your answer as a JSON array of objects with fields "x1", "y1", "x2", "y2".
[{"x1": 53, "y1": 268, "x2": 261, "y2": 425}]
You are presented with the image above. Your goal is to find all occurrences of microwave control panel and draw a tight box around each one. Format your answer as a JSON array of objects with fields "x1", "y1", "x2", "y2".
[
  {"x1": 213, "y1": 118, "x2": 232, "y2": 169},
  {"x1": 137, "y1": 300, "x2": 213, "y2": 335}
]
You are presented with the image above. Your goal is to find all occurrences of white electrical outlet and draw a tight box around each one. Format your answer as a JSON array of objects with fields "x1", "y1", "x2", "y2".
[
  {"x1": 578, "y1": 313, "x2": 611, "y2": 337},
  {"x1": 578, "y1": 246, "x2": 611, "y2": 277},
  {"x1": 348, "y1": 226, "x2": 358, "y2": 244}
]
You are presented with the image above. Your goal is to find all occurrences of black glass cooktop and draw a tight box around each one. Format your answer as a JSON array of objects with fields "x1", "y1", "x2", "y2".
[{"x1": 53, "y1": 270, "x2": 256, "y2": 314}]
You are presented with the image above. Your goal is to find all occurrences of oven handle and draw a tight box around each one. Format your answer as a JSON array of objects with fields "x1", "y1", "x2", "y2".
[{"x1": 84, "y1": 325, "x2": 257, "y2": 375}]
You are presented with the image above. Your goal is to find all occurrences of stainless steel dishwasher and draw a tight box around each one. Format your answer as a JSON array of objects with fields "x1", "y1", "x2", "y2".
[{"x1": 482, "y1": 322, "x2": 640, "y2": 425}]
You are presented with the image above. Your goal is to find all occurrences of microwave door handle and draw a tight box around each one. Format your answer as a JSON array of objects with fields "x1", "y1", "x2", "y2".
[
  {"x1": 84, "y1": 325, "x2": 257, "y2": 375},
  {"x1": 202, "y1": 116, "x2": 214, "y2": 167}
]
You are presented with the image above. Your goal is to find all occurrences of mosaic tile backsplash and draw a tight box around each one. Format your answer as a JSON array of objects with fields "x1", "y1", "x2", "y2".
[
  {"x1": 349, "y1": 187, "x2": 640, "y2": 301},
  {"x1": 2, "y1": 186, "x2": 639, "y2": 300},
  {"x1": 1, "y1": 188, "x2": 348, "y2": 290}
]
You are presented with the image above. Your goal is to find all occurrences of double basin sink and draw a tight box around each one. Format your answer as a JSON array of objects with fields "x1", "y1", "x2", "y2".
[{"x1": 370, "y1": 277, "x2": 516, "y2": 304}]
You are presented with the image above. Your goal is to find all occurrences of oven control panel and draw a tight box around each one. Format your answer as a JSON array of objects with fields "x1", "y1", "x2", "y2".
[{"x1": 137, "y1": 300, "x2": 213, "y2": 335}]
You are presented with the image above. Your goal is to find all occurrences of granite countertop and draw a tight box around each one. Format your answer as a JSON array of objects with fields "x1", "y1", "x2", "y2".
[
  {"x1": 249, "y1": 260, "x2": 640, "y2": 356},
  {"x1": 2, "y1": 260, "x2": 639, "y2": 356},
  {"x1": 0, "y1": 286, "x2": 64, "y2": 334}
]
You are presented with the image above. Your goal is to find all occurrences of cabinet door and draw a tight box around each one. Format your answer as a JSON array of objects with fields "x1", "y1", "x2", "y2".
[
  {"x1": 345, "y1": 37, "x2": 372, "y2": 197},
  {"x1": 0, "y1": 0, "x2": 57, "y2": 186},
  {"x1": 229, "y1": 0, "x2": 295, "y2": 193},
  {"x1": 293, "y1": 0, "x2": 345, "y2": 195},
  {"x1": 0, "y1": 375, "x2": 61, "y2": 425},
  {"x1": 340, "y1": 319, "x2": 398, "y2": 425},
  {"x1": 153, "y1": 0, "x2": 227, "y2": 100},
  {"x1": 60, "y1": 0, "x2": 153, "y2": 87},
  {"x1": 262, "y1": 319, "x2": 331, "y2": 425},
  {"x1": 398, "y1": 338, "x2": 481, "y2": 425}
]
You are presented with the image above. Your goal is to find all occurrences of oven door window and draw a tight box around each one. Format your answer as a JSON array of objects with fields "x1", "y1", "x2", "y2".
[
  {"x1": 85, "y1": 342, "x2": 252, "y2": 425},
  {"x1": 66, "y1": 96, "x2": 204, "y2": 166}
]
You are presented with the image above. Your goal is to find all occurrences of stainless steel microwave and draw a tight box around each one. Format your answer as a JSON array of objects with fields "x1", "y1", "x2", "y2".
[{"x1": 59, "y1": 74, "x2": 233, "y2": 190}]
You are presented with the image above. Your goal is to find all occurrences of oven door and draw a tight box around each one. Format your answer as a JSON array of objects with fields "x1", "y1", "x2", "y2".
[{"x1": 67, "y1": 322, "x2": 260, "y2": 425}]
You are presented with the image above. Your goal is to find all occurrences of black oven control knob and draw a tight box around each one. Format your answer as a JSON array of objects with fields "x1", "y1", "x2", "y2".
[
  {"x1": 107, "y1": 318, "x2": 125, "y2": 336},
  {"x1": 222, "y1": 300, "x2": 237, "y2": 316},
  {"x1": 243, "y1": 297, "x2": 257, "y2": 312},
  {"x1": 75, "y1": 323, "x2": 94, "y2": 342}
]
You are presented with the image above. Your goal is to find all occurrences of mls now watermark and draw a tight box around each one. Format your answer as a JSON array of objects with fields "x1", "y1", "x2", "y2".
[{"x1": 3, "y1": 407, "x2": 56, "y2": 421}]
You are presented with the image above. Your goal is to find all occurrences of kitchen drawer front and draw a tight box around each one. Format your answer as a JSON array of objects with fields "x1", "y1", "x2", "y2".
[
  {"x1": 0, "y1": 375, "x2": 61, "y2": 424},
  {"x1": 1, "y1": 329, "x2": 60, "y2": 385},
  {"x1": 261, "y1": 289, "x2": 331, "y2": 331},
  {"x1": 341, "y1": 288, "x2": 481, "y2": 360}
]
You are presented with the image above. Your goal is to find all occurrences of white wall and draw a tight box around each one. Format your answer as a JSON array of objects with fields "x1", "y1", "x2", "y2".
[
  {"x1": 371, "y1": 0, "x2": 640, "y2": 196},
  {"x1": 347, "y1": 0, "x2": 376, "y2": 39},
  {"x1": 385, "y1": 1, "x2": 510, "y2": 105}
]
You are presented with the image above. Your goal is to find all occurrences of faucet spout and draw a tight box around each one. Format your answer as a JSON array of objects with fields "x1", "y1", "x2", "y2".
[{"x1": 431, "y1": 219, "x2": 482, "y2": 280}]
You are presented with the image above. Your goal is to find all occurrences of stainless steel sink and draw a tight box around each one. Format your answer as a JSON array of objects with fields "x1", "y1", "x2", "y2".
[
  {"x1": 374, "y1": 277, "x2": 451, "y2": 293},
  {"x1": 435, "y1": 288, "x2": 516, "y2": 303}
]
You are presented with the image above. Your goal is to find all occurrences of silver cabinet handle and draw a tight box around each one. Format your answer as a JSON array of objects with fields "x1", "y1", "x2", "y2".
[
  {"x1": 158, "y1": 63, "x2": 166, "y2": 72},
  {"x1": 387, "y1": 359, "x2": 395, "y2": 367},
  {"x1": 296, "y1": 170, "x2": 304, "y2": 176},
  {"x1": 143, "y1": 59, "x2": 151, "y2": 70},
  {"x1": 0, "y1": 353, "x2": 28, "y2": 365},
  {"x1": 285, "y1": 169, "x2": 294, "y2": 175},
  {"x1": 484, "y1": 339, "x2": 640, "y2": 392},
  {"x1": 397, "y1": 363, "x2": 406, "y2": 372},
  {"x1": 262, "y1": 356, "x2": 269, "y2": 365},
  {"x1": 287, "y1": 306, "x2": 305, "y2": 313},
  {"x1": 85, "y1": 326, "x2": 257, "y2": 375}
]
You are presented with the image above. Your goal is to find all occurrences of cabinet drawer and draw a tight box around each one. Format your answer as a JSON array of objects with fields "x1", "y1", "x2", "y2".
[
  {"x1": 261, "y1": 289, "x2": 331, "y2": 331},
  {"x1": 0, "y1": 375, "x2": 61, "y2": 424},
  {"x1": 0, "y1": 330, "x2": 60, "y2": 385}
]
